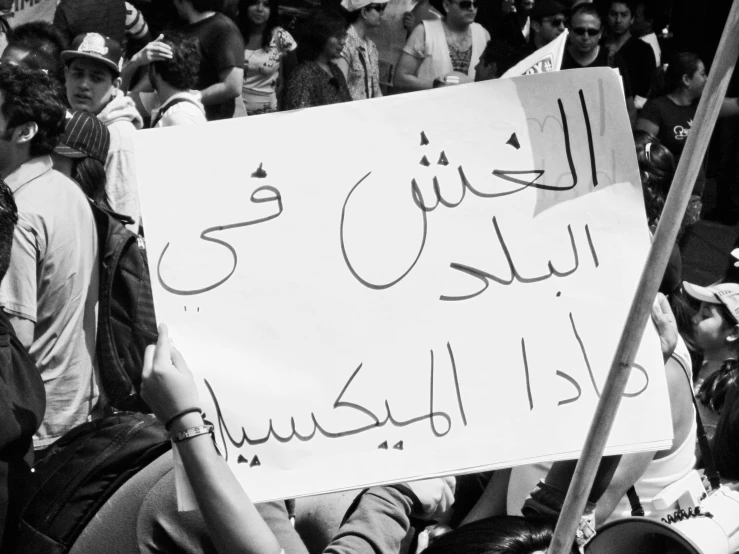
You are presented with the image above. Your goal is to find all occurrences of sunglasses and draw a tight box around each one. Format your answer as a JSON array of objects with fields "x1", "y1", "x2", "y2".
[
  {"x1": 572, "y1": 27, "x2": 601, "y2": 36},
  {"x1": 367, "y1": 3, "x2": 386, "y2": 11},
  {"x1": 544, "y1": 17, "x2": 566, "y2": 27},
  {"x1": 451, "y1": 0, "x2": 478, "y2": 9}
]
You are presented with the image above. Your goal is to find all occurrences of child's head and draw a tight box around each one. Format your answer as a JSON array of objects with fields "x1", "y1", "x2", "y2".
[{"x1": 684, "y1": 282, "x2": 739, "y2": 353}]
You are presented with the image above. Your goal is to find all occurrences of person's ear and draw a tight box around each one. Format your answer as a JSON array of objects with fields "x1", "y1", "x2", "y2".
[
  {"x1": 14, "y1": 121, "x2": 38, "y2": 146},
  {"x1": 112, "y1": 76, "x2": 122, "y2": 91},
  {"x1": 726, "y1": 324, "x2": 739, "y2": 343}
]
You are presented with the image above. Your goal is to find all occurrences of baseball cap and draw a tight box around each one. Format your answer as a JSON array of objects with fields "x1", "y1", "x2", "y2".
[
  {"x1": 340, "y1": 0, "x2": 390, "y2": 11},
  {"x1": 530, "y1": 0, "x2": 566, "y2": 20},
  {"x1": 61, "y1": 33, "x2": 122, "y2": 76},
  {"x1": 683, "y1": 281, "x2": 739, "y2": 324},
  {"x1": 54, "y1": 110, "x2": 110, "y2": 166}
]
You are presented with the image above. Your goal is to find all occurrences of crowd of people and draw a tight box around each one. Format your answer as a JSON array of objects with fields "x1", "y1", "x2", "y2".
[{"x1": 0, "y1": 0, "x2": 739, "y2": 552}]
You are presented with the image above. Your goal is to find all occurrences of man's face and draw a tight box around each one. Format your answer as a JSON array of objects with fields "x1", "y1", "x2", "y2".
[
  {"x1": 536, "y1": 13, "x2": 566, "y2": 44},
  {"x1": 607, "y1": 2, "x2": 633, "y2": 36},
  {"x1": 631, "y1": 3, "x2": 650, "y2": 36},
  {"x1": 570, "y1": 13, "x2": 602, "y2": 55},
  {"x1": 65, "y1": 58, "x2": 120, "y2": 115}
]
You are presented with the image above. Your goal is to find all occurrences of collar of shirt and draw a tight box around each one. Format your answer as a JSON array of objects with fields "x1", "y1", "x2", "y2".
[{"x1": 5, "y1": 156, "x2": 53, "y2": 194}]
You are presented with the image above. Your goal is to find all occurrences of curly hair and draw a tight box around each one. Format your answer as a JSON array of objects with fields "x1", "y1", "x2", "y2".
[
  {"x1": 7, "y1": 21, "x2": 69, "y2": 85},
  {"x1": 151, "y1": 32, "x2": 201, "y2": 90},
  {"x1": 238, "y1": 0, "x2": 281, "y2": 50},
  {"x1": 296, "y1": 9, "x2": 348, "y2": 62},
  {"x1": 0, "y1": 64, "x2": 66, "y2": 157},
  {"x1": 0, "y1": 179, "x2": 17, "y2": 283}
]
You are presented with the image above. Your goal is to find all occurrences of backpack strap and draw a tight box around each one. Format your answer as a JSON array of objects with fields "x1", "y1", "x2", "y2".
[{"x1": 150, "y1": 97, "x2": 203, "y2": 128}]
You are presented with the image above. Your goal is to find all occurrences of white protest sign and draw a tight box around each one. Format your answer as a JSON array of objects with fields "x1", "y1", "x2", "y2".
[
  {"x1": 502, "y1": 30, "x2": 568, "y2": 78},
  {"x1": 6, "y1": 0, "x2": 56, "y2": 26},
  {"x1": 135, "y1": 68, "x2": 672, "y2": 502}
]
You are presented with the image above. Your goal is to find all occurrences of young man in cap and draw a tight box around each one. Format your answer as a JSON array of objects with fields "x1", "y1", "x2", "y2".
[
  {"x1": 63, "y1": 32, "x2": 142, "y2": 233},
  {"x1": 0, "y1": 64, "x2": 99, "y2": 457},
  {"x1": 521, "y1": 0, "x2": 566, "y2": 56}
]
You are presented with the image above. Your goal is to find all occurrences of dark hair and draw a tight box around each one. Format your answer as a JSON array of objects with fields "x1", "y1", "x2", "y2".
[
  {"x1": 191, "y1": 0, "x2": 224, "y2": 12},
  {"x1": 341, "y1": 5, "x2": 363, "y2": 24},
  {"x1": 151, "y1": 32, "x2": 201, "y2": 90},
  {"x1": 72, "y1": 157, "x2": 111, "y2": 210},
  {"x1": 480, "y1": 40, "x2": 520, "y2": 75},
  {"x1": 663, "y1": 52, "x2": 702, "y2": 94},
  {"x1": 0, "y1": 179, "x2": 18, "y2": 283},
  {"x1": 0, "y1": 64, "x2": 65, "y2": 157},
  {"x1": 296, "y1": 9, "x2": 348, "y2": 62},
  {"x1": 570, "y1": 3, "x2": 603, "y2": 25},
  {"x1": 423, "y1": 516, "x2": 578, "y2": 554},
  {"x1": 633, "y1": 131, "x2": 674, "y2": 228},
  {"x1": 607, "y1": 0, "x2": 636, "y2": 15},
  {"x1": 238, "y1": 0, "x2": 280, "y2": 50},
  {"x1": 634, "y1": 0, "x2": 656, "y2": 21},
  {"x1": 6, "y1": 21, "x2": 68, "y2": 85}
]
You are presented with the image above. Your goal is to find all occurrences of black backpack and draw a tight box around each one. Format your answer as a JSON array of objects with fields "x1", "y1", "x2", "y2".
[
  {"x1": 0, "y1": 308, "x2": 45, "y2": 552},
  {"x1": 16, "y1": 412, "x2": 171, "y2": 554},
  {"x1": 89, "y1": 202, "x2": 158, "y2": 412}
]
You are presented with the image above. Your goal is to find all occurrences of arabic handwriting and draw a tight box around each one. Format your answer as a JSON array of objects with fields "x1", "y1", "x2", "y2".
[
  {"x1": 440, "y1": 219, "x2": 581, "y2": 302},
  {"x1": 157, "y1": 184, "x2": 283, "y2": 296},
  {"x1": 341, "y1": 91, "x2": 600, "y2": 291},
  {"x1": 203, "y1": 343, "x2": 467, "y2": 460}
]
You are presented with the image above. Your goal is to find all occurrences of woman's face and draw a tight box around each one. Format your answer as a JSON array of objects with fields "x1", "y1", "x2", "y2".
[
  {"x1": 322, "y1": 31, "x2": 347, "y2": 60},
  {"x1": 692, "y1": 302, "x2": 734, "y2": 352},
  {"x1": 247, "y1": 0, "x2": 270, "y2": 26},
  {"x1": 685, "y1": 61, "x2": 707, "y2": 100}
]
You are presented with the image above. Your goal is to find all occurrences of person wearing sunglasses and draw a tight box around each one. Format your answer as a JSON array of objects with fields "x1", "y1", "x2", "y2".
[
  {"x1": 394, "y1": 0, "x2": 489, "y2": 91},
  {"x1": 561, "y1": 3, "x2": 637, "y2": 124},
  {"x1": 336, "y1": 0, "x2": 388, "y2": 101},
  {"x1": 515, "y1": 0, "x2": 567, "y2": 60}
]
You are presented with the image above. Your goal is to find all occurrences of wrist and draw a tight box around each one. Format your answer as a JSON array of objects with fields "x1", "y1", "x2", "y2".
[{"x1": 169, "y1": 411, "x2": 204, "y2": 434}]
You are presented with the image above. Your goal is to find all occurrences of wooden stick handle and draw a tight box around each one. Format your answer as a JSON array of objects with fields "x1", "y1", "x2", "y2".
[{"x1": 547, "y1": 3, "x2": 739, "y2": 552}]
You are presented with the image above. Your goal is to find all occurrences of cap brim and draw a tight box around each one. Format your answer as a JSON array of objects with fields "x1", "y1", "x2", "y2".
[
  {"x1": 53, "y1": 144, "x2": 87, "y2": 159},
  {"x1": 61, "y1": 51, "x2": 120, "y2": 76},
  {"x1": 683, "y1": 281, "x2": 721, "y2": 304}
]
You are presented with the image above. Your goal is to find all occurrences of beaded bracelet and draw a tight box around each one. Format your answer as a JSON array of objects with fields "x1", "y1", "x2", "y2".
[{"x1": 164, "y1": 407, "x2": 202, "y2": 431}]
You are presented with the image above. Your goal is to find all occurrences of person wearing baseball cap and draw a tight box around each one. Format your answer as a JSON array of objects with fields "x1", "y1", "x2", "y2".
[
  {"x1": 684, "y1": 281, "x2": 739, "y2": 442},
  {"x1": 62, "y1": 32, "x2": 143, "y2": 234},
  {"x1": 336, "y1": 0, "x2": 389, "y2": 100},
  {"x1": 52, "y1": 110, "x2": 112, "y2": 210}
]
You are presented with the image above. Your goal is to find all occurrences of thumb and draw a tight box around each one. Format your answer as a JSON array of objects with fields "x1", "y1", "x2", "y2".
[{"x1": 154, "y1": 323, "x2": 171, "y2": 367}]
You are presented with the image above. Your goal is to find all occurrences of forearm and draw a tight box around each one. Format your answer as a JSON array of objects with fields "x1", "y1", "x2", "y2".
[
  {"x1": 200, "y1": 78, "x2": 240, "y2": 107},
  {"x1": 172, "y1": 414, "x2": 281, "y2": 554},
  {"x1": 394, "y1": 72, "x2": 433, "y2": 91}
]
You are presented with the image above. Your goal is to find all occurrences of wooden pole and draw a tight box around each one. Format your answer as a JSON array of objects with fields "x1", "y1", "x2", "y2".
[{"x1": 547, "y1": 3, "x2": 739, "y2": 553}]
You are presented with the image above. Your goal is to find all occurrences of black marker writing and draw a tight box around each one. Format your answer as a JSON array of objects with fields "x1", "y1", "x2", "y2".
[{"x1": 158, "y1": 185, "x2": 283, "y2": 296}]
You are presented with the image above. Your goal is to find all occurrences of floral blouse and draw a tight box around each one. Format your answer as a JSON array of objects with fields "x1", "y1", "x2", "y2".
[{"x1": 284, "y1": 61, "x2": 352, "y2": 110}]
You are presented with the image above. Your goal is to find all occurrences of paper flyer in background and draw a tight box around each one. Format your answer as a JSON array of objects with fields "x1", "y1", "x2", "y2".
[
  {"x1": 135, "y1": 68, "x2": 671, "y2": 502},
  {"x1": 502, "y1": 30, "x2": 568, "y2": 78}
]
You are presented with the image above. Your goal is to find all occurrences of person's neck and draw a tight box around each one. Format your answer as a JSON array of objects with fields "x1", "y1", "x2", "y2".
[
  {"x1": 187, "y1": 9, "x2": 216, "y2": 24},
  {"x1": 444, "y1": 17, "x2": 468, "y2": 33},
  {"x1": 516, "y1": 11, "x2": 528, "y2": 27},
  {"x1": 155, "y1": 80, "x2": 184, "y2": 105},
  {"x1": 701, "y1": 349, "x2": 738, "y2": 378},
  {"x1": 315, "y1": 55, "x2": 333, "y2": 75},
  {"x1": 0, "y1": 150, "x2": 31, "y2": 180},
  {"x1": 569, "y1": 44, "x2": 599, "y2": 66},
  {"x1": 606, "y1": 29, "x2": 631, "y2": 50},
  {"x1": 633, "y1": 26, "x2": 653, "y2": 39},
  {"x1": 353, "y1": 19, "x2": 367, "y2": 40},
  {"x1": 668, "y1": 87, "x2": 693, "y2": 106}
]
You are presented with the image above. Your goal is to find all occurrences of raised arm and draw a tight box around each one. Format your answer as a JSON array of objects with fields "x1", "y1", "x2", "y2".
[{"x1": 140, "y1": 324, "x2": 282, "y2": 554}]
